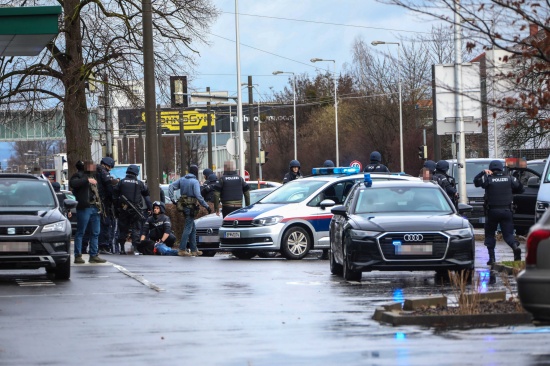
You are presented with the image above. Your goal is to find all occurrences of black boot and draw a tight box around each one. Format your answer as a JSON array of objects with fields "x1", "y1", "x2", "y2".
[
  {"x1": 486, "y1": 248, "x2": 496, "y2": 265},
  {"x1": 513, "y1": 245, "x2": 521, "y2": 261}
]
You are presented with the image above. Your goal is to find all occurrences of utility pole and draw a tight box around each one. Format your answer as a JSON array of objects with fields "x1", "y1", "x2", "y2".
[
  {"x1": 247, "y1": 76, "x2": 256, "y2": 181},
  {"x1": 103, "y1": 74, "x2": 113, "y2": 157},
  {"x1": 178, "y1": 109, "x2": 185, "y2": 175},
  {"x1": 206, "y1": 87, "x2": 213, "y2": 170},
  {"x1": 157, "y1": 104, "x2": 164, "y2": 184}
]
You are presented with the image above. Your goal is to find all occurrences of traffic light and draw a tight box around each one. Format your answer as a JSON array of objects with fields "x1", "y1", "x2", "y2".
[
  {"x1": 418, "y1": 145, "x2": 427, "y2": 160},
  {"x1": 258, "y1": 150, "x2": 269, "y2": 165},
  {"x1": 264, "y1": 151, "x2": 269, "y2": 164}
]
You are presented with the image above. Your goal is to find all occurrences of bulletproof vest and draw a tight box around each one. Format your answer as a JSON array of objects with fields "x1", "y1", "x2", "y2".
[
  {"x1": 119, "y1": 177, "x2": 142, "y2": 205},
  {"x1": 364, "y1": 163, "x2": 386, "y2": 172},
  {"x1": 485, "y1": 173, "x2": 513, "y2": 207},
  {"x1": 201, "y1": 182, "x2": 216, "y2": 202},
  {"x1": 219, "y1": 175, "x2": 245, "y2": 202},
  {"x1": 96, "y1": 166, "x2": 111, "y2": 200},
  {"x1": 433, "y1": 173, "x2": 456, "y2": 196}
]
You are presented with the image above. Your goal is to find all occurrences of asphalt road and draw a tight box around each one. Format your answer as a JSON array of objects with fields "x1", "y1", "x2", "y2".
[{"x1": 0, "y1": 240, "x2": 548, "y2": 366}]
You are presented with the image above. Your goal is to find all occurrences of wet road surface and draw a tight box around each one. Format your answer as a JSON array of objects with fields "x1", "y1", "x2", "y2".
[{"x1": 0, "y1": 240, "x2": 549, "y2": 365}]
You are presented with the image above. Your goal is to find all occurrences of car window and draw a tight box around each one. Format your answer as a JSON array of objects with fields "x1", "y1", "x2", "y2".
[
  {"x1": 355, "y1": 187, "x2": 453, "y2": 214},
  {"x1": 0, "y1": 179, "x2": 55, "y2": 208},
  {"x1": 261, "y1": 179, "x2": 326, "y2": 204},
  {"x1": 308, "y1": 181, "x2": 353, "y2": 207}
]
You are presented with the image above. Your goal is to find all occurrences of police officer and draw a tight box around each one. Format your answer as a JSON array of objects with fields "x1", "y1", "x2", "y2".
[
  {"x1": 474, "y1": 160, "x2": 524, "y2": 265},
  {"x1": 138, "y1": 201, "x2": 177, "y2": 255},
  {"x1": 114, "y1": 164, "x2": 152, "y2": 255},
  {"x1": 419, "y1": 159, "x2": 436, "y2": 179},
  {"x1": 433, "y1": 160, "x2": 458, "y2": 207},
  {"x1": 169, "y1": 164, "x2": 211, "y2": 256},
  {"x1": 214, "y1": 160, "x2": 250, "y2": 218},
  {"x1": 201, "y1": 173, "x2": 218, "y2": 203},
  {"x1": 70, "y1": 160, "x2": 105, "y2": 264},
  {"x1": 283, "y1": 160, "x2": 303, "y2": 184},
  {"x1": 202, "y1": 168, "x2": 213, "y2": 182},
  {"x1": 364, "y1": 151, "x2": 390, "y2": 173},
  {"x1": 323, "y1": 160, "x2": 335, "y2": 168},
  {"x1": 96, "y1": 157, "x2": 117, "y2": 254}
]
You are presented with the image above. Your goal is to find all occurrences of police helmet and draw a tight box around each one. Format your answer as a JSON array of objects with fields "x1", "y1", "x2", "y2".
[
  {"x1": 203, "y1": 168, "x2": 213, "y2": 177},
  {"x1": 126, "y1": 164, "x2": 140, "y2": 176},
  {"x1": 207, "y1": 173, "x2": 218, "y2": 183},
  {"x1": 75, "y1": 160, "x2": 85, "y2": 171},
  {"x1": 189, "y1": 164, "x2": 199, "y2": 177},
  {"x1": 489, "y1": 160, "x2": 504, "y2": 171},
  {"x1": 323, "y1": 160, "x2": 335, "y2": 167},
  {"x1": 152, "y1": 200, "x2": 166, "y2": 214},
  {"x1": 51, "y1": 182, "x2": 61, "y2": 192},
  {"x1": 100, "y1": 157, "x2": 115, "y2": 169},
  {"x1": 423, "y1": 160, "x2": 436, "y2": 172},
  {"x1": 435, "y1": 160, "x2": 449, "y2": 172},
  {"x1": 370, "y1": 151, "x2": 382, "y2": 163},
  {"x1": 289, "y1": 160, "x2": 301, "y2": 168}
]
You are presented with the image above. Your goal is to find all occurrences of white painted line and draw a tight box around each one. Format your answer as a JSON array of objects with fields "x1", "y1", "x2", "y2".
[{"x1": 112, "y1": 264, "x2": 165, "y2": 292}]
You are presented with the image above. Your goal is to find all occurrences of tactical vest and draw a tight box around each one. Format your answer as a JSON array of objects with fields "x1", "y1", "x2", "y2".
[
  {"x1": 219, "y1": 175, "x2": 246, "y2": 202},
  {"x1": 485, "y1": 174, "x2": 513, "y2": 208}
]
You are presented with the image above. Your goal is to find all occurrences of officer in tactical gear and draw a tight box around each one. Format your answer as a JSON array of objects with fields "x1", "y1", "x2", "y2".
[
  {"x1": 70, "y1": 160, "x2": 106, "y2": 264},
  {"x1": 419, "y1": 160, "x2": 436, "y2": 180},
  {"x1": 114, "y1": 164, "x2": 152, "y2": 255},
  {"x1": 213, "y1": 160, "x2": 250, "y2": 218},
  {"x1": 201, "y1": 173, "x2": 218, "y2": 203},
  {"x1": 169, "y1": 164, "x2": 211, "y2": 256},
  {"x1": 364, "y1": 151, "x2": 390, "y2": 173},
  {"x1": 283, "y1": 160, "x2": 303, "y2": 184},
  {"x1": 433, "y1": 160, "x2": 459, "y2": 207},
  {"x1": 323, "y1": 160, "x2": 335, "y2": 168},
  {"x1": 97, "y1": 157, "x2": 117, "y2": 254},
  {"x1": 138, "y1": 201, "x2": 177, "y2": 255},
  {"x1": 474, "y1": 160, "x2": 524, "y2": 265}
]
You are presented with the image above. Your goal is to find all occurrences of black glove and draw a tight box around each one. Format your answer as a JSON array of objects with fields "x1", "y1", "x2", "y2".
[{"x1": 207, "y1": 206, "x2": 213, "y2": 214}]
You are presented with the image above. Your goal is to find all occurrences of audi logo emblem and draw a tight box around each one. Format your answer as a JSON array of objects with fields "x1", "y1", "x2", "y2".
[{"x1": 403, "y1": 234, "x2": 424, "y2": 242}]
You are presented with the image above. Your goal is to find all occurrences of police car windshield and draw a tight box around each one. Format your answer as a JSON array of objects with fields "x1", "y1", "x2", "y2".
[
  {"x1": 260, "y1": 180, "x2": 327, "y2": 204},
  {"x1": 354, "y1": 186, "x2": 454, "y2": 214}
]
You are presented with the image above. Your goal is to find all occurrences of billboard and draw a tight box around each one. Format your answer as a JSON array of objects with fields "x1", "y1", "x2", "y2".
[{"x1": 118, "y1": 109, "x2": 214, "y2": 134}]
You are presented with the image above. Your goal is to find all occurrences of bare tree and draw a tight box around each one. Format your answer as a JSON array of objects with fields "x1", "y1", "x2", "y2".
[{"x1": 0, "y1": 0, "x2": 218, "y2": 175}]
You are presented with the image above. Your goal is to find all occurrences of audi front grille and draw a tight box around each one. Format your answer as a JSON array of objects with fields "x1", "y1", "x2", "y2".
[{"x1": 378, "y1": 232, "x2": 449, "y2": 260}]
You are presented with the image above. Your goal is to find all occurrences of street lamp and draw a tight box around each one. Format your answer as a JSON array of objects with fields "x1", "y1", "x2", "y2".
[
  {"x1": 310, "y1": 58, "x2": 339, "y2": 166},
  {"x1": 371, "y1": 41, "x2": 404, "y2": 172},
  {"x1": 273, "y1": 71, "x2": 297, "y2": 160}
]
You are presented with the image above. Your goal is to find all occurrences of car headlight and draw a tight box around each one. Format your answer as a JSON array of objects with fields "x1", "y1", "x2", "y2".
[
  {"x1": 536, "y1": 201, "x2": 549, "y2": 211},
  {"x1": 445, "y1": 228, "x2": 473, "y2": 238},
  {"x1": 349, "y1": 229, "x2": 381, "y2": 239},
  {"x1": 252, "y1": 216, "x2": 283, "y2": 226},
  {"x1": 42, "y1": 221, "x2": 66, "y2": 233}
]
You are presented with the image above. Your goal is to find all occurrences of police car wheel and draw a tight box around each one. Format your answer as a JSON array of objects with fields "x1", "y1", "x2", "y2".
[
  {"x1": 201, "y1": 250, "x2": 216, "y2": 257},
  {"x1": 280, "y1": 227, "x2": 311, "y2": 260},
  {"x1": 329, "y1": 248, "x2": 343, "y2": 276},
  {"x1": 343, "y1": 236, "x2": 361, "y2": 281},
  {"x1": 257, "y1": 251, "x2": 277, "y2": 258}
]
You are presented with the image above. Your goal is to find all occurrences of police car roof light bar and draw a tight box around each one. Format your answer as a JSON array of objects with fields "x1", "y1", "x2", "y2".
[{"x1": 311, "y1": 166, "x2": 360, "y2": 176}]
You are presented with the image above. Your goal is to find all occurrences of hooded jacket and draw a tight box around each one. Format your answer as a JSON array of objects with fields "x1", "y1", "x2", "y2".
[{"x1": 141, "y1": 202, "x2": 173, "y2": 241}]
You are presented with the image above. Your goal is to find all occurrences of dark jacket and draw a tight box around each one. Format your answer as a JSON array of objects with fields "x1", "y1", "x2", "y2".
[
  {"x1": 364, "y1": 162, "x2": 390, "y2": 173},
  {"x1": 141, "y1": 203, "x2": 173, "y2": 241},
  {"x1": 114, "y1": 173, "x2": 152, "y2": 215},
  {"x1": 474, "y1": 170, "x2": 523, "y2": 208},
  {"x1": 282, "y1": 171, "x2": 302, "y2": 184},
  {"x1": 69, "y1": 170, "x2": 100, "y2": 210}
]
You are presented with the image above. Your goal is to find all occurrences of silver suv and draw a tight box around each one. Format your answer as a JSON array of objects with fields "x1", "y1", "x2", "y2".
[{"x1": 0, "y1": 174, "x2": 77, "y2": 279}]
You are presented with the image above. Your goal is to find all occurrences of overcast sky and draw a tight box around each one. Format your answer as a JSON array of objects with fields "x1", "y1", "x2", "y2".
[{"x1": 187, "y1": 0, "x2": 440, "y2": 103}]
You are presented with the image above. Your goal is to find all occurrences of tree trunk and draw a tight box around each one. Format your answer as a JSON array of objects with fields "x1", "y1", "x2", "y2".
[{"x1": 62, "y1": 0, "x2": 91, "y2": 178}]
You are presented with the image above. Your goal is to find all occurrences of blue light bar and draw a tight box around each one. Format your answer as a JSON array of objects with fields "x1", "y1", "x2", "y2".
[
  {"x1": 364, "y1": 173, "x2": 372, "y2": 187},
  {"x1": 312, "y1": 166, "x2": 360, "y2": 176}
]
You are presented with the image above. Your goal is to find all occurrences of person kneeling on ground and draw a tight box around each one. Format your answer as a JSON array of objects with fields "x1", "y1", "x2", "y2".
[{"x1": 138, "y1": 201, "x2": 177, "y2": 255}]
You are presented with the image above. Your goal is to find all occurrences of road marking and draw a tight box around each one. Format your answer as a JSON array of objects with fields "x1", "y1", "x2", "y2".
[
  {"x1": 16, "y1": 279, "x2": 55, "y2": 287},
  {"x1": 113, "y1": 264, "x2": 165, "y2": 292}
]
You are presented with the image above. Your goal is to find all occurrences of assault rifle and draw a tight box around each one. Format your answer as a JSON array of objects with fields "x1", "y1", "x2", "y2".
[{"x1": 120, "y1": 194, "x2": 145, "y2": 220}]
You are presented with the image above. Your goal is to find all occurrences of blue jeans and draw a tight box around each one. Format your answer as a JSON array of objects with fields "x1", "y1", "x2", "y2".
[
  {"x1": 179, "y1": 216, "x2": 197, "y2": 252},
  {"x1": 74, "y1": 206, "x2": 101, "y2": 256}
]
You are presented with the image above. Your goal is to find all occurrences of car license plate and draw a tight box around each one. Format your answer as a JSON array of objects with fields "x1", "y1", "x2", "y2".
[
  {"x1": 224, "y1": 232, "x2": 240, "y2": 239},
  {"x1": 396, "y1": 244, "x2": 432, "y2": 255},
  {"x1": 0, "y1": 242, "x2": 30, "y2": 252},
  {"x1": 199, "y1": 236, "x2": 219, "y2": 243}
]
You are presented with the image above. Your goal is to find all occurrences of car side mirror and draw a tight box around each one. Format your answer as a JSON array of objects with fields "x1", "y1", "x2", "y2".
[
  {"x1": 63, "y1": 199, "x2": 78, "y2": 210},
  {"x1": 331, "y1": 205, "x2": 347, "y2": 217},
  {"x1": 527, "y1": 176, "x2": 540, "y2": 188},
  {"x1": 320, "y1": 199, "x2": 336, "y2": 210},
  {"x1": 457, "y1": 203, "x2": 473, "y2": 214}
]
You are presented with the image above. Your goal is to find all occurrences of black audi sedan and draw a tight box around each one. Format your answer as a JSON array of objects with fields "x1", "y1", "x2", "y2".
[{"x1": 329, "y1": 179, "x2": 475, "y2": 281}]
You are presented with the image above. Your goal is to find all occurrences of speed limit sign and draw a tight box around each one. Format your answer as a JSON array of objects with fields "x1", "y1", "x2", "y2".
[{"x1": 350, "y1": 160, "x2": 362, "y2": 171}]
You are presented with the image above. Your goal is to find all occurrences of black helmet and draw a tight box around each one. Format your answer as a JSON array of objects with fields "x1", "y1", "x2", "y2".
[
  {"x1": 423, "y1": 160, "x2": 436, "y2": 172},
  {"x1": 152, "y1": 200, "x2": 166, "y2": 214},
  {"x1": 489, "y1": 160, "x2": 504, "y2": 171},
  {"x1": 289, "y1": 160, "x2": 301, "y2": 168},
  {"x1": 203, "y1": 168, "x2": 213, "y2": 177},
  {"x1": 323, "y1": 160, "x2": 335, "y2": 167},
  {"x1": 100, "y1": 157, "x2": 115, "y2": 169},
  {"x1": 189, "y1": 164, "x2": 199, "y2": 177},
  {"x1": 51, "y1": 182, "x2": 61, "y2": 192},
  {"x1": 370, "y1": 151, "x2": 382, "y2": 162},
  {"x1": 207, "y1": 173, "x2": 218, "y2": 183},
  {"x1": 435, "y1": 160, "x2": 449, "y2": 172},
  {"x1": 126, "y1": 164, "x2": 140, "y2": 176},
  {"x1": 75, "y1": 160, "x2": 85, "y2": 171}
]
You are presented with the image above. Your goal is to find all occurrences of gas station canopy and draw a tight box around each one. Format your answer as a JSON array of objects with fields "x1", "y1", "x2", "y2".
[{"x1": 0, "y1": 6, "x2": 61, "y2": 56}]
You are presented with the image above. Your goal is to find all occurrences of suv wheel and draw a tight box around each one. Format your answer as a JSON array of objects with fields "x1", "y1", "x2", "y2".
[
  {"x1": 280, "y1": 227, "x2": 310, "y2": 260},
  {"x1": 343, "y1": 237, "x2": 361, "y2": 281},
  {"x1": 54, "y1": 259, "x2": 71, "y2": 280}
]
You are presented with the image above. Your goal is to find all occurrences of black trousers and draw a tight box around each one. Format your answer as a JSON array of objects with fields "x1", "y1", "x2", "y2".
[{"x1": 484, "y1": 208, "x2": 518, "y2": 250}]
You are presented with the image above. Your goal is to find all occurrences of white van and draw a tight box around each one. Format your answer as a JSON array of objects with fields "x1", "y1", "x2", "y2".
[{"x1": 536, "y1": 155, "x2": 550, "y2": 221}]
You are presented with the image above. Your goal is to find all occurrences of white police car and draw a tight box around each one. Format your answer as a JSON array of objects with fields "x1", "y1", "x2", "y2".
[{"x1": 219, "y1": 167, "x2": 420, "y2": 260}]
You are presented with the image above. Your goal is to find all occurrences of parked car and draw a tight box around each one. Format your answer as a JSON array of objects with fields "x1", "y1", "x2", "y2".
[
  {"x1": 160, "y1": 183, "x2": 180, "y2": 204},
  {"x1": 219, "y1": 167, "x2": 421, "y2": 260},
  {"x1": 195, "y1": 187, "x2": 276, "y2": 257},
  {"x1": 61, "y1": 190, "x2": 77, "y2": 235},
  {"x1": 329, "y1": 179, "x2": 475, "y2": 281},
  {"x1": 0, "y1": 174, "x2": 77, "y2": 279},
  {"x1": 246, "y1": 180, "x2": 282, "y2": 191},
  {"x1": 517, "y1": 207, "x2": 550, "y2": 322},
  {"x1": 535, "y1": 156, "x2": 550, "y2": 222}
]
